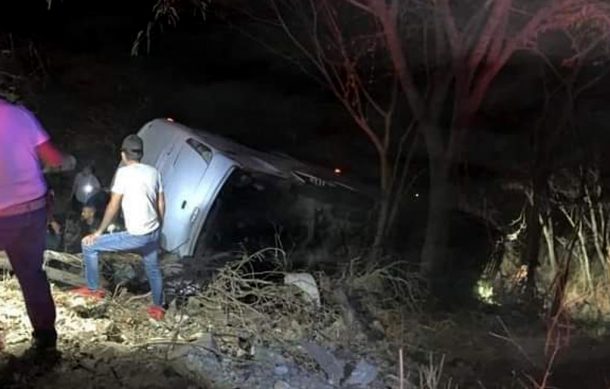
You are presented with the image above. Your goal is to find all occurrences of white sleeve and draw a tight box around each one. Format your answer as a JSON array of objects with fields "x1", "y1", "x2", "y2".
[
  {"x1": 111, "y1": 169, "x2": 126, "y2": 195},
  {"x1": 157, "y1": 172, "x2": 164, "y2": 193}
]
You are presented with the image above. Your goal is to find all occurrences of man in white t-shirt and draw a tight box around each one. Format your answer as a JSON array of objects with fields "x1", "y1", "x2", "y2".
[
  {"x1": 0, "y1": 99, "x2": 66, "y2": 354},
  {"x1": 75, "y1": 134, "x2": 166, "y2": 320}
]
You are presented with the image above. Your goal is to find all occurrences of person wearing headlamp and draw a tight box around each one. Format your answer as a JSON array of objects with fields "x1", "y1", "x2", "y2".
[{"x1": 71, "y1": 163, "x2": 101, "y2": 210}]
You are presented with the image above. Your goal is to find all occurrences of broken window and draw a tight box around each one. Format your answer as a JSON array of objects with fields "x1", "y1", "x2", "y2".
[{"x1": 186, "y1": 138, "x2": 212, "y2": 163}]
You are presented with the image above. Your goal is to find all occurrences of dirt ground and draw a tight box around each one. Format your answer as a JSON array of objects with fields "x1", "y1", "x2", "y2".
[
  {"x1": 0, "y1": 252, "x2": 393, "y2": 389},
  {"x1": 2, "y1": 260, "x2": 610, "y2": 389},
  {"x1": 0, "y1": 348, "x2": 204, "y2": 389},
  {"x1": 0, "y1": 278, "x2": 206, "y2": 389},
  {"x1": 417, "y1": 310, "x2": 610, "y2": 388}
]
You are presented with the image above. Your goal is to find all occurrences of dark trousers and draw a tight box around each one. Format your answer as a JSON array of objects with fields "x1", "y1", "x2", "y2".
[{"x1": 0, "y1": 207, "x2": 56, "y2": 333}]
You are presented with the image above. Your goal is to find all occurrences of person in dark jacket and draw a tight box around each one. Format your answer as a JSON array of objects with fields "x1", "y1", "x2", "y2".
[{"x1": 80, "y1": 204, "x2": 101, "y2": 237}]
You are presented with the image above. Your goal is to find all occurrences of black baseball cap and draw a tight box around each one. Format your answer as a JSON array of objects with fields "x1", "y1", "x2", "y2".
[{"x1": 121, "y1": 134, "x2": 143, "y2": 153}]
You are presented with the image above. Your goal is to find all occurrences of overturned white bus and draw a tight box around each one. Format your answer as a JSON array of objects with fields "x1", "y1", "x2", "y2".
[{"x1": 137, "y1": 119, "x2": 372, "y2": 260}]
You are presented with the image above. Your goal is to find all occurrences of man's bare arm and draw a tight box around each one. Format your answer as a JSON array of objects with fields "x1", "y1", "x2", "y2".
[
  {"x1": 157, "y1": 192, "x2": 165, "y2": 223},
  {"x1": 95, "y1": 193, "x2": 123, "y2": 235}
]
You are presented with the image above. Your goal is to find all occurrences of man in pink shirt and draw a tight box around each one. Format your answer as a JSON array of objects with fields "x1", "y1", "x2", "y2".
[{"x1": 0, "y1": 99, "x2": 66, "y2": 355}]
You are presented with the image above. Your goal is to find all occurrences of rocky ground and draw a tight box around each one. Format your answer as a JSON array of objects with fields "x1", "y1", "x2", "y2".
[
  {"x1": 0, "y1": 250, "x2": 406, "y2": 389},
  {"x1": 2, "y1": 250, "x2": 610, "y2": 389}
]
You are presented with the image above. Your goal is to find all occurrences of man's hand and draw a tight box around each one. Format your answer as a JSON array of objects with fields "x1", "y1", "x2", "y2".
[
  {"x1": 49, "y1": 221, "x2": 62, "y2": 235},
  {"x1": 82, "y1": 232, "x2": 101, "y2": 246},
  {"x1": 96, "y1": 193, "x2": 122, "y2": 235}
]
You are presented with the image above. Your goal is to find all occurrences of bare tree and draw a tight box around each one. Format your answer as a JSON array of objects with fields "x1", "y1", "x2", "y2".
[
  {"x1": 132, "y1": 0, "x2": 211, "y2": 55},
  {"x1": 301, "y1": 0, "x2": 610, "y2": 280},
  {"x1": 525, "y1": 41, "x2": 610, "y2": 294},
  {"x1": 235, "y1": 0, "x2": 422, "y2": 249}
]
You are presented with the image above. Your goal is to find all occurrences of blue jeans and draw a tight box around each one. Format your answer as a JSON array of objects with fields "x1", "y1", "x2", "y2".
[
  {"x1": 0, "y1": 207, "x2": 56, "y2": 333},
  {"x1": 82, "y1": 229, "x2": 164, "y2": 306}
]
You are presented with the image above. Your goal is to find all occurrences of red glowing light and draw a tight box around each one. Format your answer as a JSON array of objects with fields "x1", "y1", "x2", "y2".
[{"x1": 334, "y1": 168, "x2": 342, "y2": 175}]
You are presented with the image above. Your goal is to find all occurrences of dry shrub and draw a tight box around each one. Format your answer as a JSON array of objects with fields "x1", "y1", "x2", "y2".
[
  {"x1": 563, "y1": 277, "x2": 610, "y2": 329},
  {"x1": 340, "y1": 257, "x2": 424, "y2": 312},
  {"x1": 390, "y1": 350, "x2": 456, "y2": 389},
  {"x1": 329, "y1": 257, "x2": 428, "y2": 361},
  {"x1": 185, "y1": 250, "x2": 429, "y2": 374},
  {"x1": 187, "y1": 248, "x2": 342, "y2": 347},
  {"x1": 413, "y1": 354, "x2": 455, "y2": 389}
]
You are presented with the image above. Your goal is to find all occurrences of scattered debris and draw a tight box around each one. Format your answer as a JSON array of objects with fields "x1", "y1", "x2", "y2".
[
  {"x1": 301, "y1": 342, "x2": 346, "y2": 385},
  {"x1": 273, "y1": 381, "x2": 292, "y2": 389},
  {"x1": 0, "y1": 249, "x2": 410, "y2": 388},
  {"x1": 344, "y1": 359, "x2": 378, "y2": 387},
  {"x1": 274, "y1": 364, "x2": 289, "y2": 376},
  {"x1": 0, "y1": 250, "x2": 92, "y2": 287},
  {"x1": 284, "y1": 273, "x2": 321, "y2": 307}
]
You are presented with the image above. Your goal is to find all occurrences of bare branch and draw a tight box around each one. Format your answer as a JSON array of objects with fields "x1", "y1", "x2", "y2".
[
  {"x1": 368, "y1": 0, "x2": 425, "y2": 118},
  {"x1": 269, "y1": 0, "x2": 321, "y2": 70},
  {"x1": 437, "y1": 0, "x2": 460, "y2": 57},
  {"x1": 382, "y1": 76, "x2": 399, "y2": 150},
  {"x1": 462, "y1": 1, "x2": 495, "y2": 53},
  {"x1": 343, "y1": 0, "x2": 373, "y2": 14},
  {"x1": 575, "y1": 65, "x2": 610, "y2": 96},
  {"x1": 469, "y1": 0, "x2": 610, "y2": 111},
  {"x1": 504, "y1": 0, "x2": 564, "y2": 57},
  {"x1": 433, "y1": 3, "x2": 449, "y2": 71},
  {"x1": 486, "y1": 2, "x2": 511, "y2": 65},
  {"x1": 227, "y1": 20, "x2": 324, "y2": 85},
  {"x1": 468, "y1": 0, "x2": 512, "y2": 72}
]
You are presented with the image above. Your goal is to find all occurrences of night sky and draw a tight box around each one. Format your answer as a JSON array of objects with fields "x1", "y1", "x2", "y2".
[{"x1": 0, "y1": 0, "x2": 374, "y2": 190}]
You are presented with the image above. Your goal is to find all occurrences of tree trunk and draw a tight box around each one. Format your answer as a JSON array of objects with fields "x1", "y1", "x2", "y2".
[
  {"x1": 372, "y1": 153, "x2": 391, "y2": 250},
  {"x1": 542, "y1": 213, "x2": 557, "y2": 276},
  {"x1": 524, "y1": 192, "x2": 542, "y2": 295},
  {"x1": 372, "y1": 193, "x2": 391, "y2": 251},
  {"x1": 524, "y1": 169, "x2": 552, "y2": 297},
  {"x1": 419, "y1": 158, "x2": 453, "y2": 280}
]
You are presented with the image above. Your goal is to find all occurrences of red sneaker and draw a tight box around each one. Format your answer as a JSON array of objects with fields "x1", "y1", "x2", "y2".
[
  {"x1": 70, "y1": 286, "x2": 106, "y2": 301},
  {"x1": 147, "y1": 305, "x2": 165, "y2": 321}
]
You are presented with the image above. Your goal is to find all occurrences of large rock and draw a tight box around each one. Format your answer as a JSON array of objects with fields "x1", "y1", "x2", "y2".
[
  {"x1": 301, "y1": 342, "x2": 345, "y2": 385},
  {"x1": 284, "y1": 273, "x2": 321, "y2": 307},
  {"x1": 344, "y1": 359, "x2": 378, "y2": 387}
]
